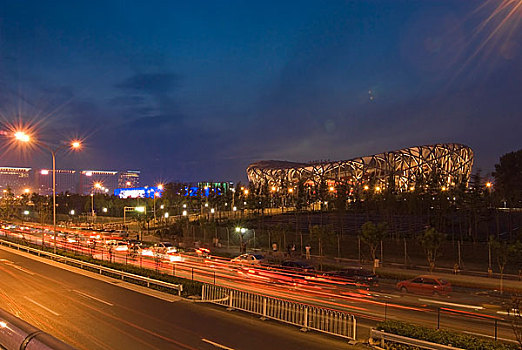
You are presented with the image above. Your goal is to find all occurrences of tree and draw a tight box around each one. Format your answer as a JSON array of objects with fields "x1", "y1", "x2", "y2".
[
  {"x1": 490, "y1": 237, "x2": 521, "y2": 294},
  {"x1": 359, "y1": 221, "x2": 387, "y2": 273},
  {"x1": 419, "y1": 227, "x2": 445, "y2": 272},
  {"x1": 493, "y1": 149, "x2": 522, "y2": 207},
  {"x1": 309, "y1": 225, "x2": 335, "y2": 257}
]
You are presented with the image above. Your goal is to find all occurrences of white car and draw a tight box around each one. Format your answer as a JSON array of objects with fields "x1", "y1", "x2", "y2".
[
  {"x1": 105, "y1": 240, "x2": 129, "y2": 252},
  {"x1": 231, "y1": 254, "x2": 266, "y2": 265}
]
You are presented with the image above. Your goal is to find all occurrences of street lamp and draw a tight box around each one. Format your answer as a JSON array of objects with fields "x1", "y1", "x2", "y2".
[
  {"x1": 22, "y1": 210, "x2": 29, "y2": 225},
  {"x1": 13, "y1": 131, "x2": 81, "y2": 253}
]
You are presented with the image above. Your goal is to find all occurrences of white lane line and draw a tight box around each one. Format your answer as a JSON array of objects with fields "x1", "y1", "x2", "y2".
[
  {"x1": 201, "y1": 338, "x2": 235, "y2": 350},
  {"x1": 73, "y1": 290, "x2": 114, "y2": 306},
  {"x1": 11, "y1": 265, "x2": 35, "y2": 275},
  {"x1": 23, "y1": 296, "x2": 60, "y2": 316},
  {"x1": 418, "y1": 298, "x2": 484, "y2": 310}
]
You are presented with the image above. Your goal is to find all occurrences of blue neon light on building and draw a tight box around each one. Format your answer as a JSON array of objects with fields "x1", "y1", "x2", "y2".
[{"x1": 114, "y1": 186, "x2": 163, "y2": 199}]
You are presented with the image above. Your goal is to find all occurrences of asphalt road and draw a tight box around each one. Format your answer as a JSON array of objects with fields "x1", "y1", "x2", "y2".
[{"x1": 0, "y1": 247, "x2": 354, "y2": 350}]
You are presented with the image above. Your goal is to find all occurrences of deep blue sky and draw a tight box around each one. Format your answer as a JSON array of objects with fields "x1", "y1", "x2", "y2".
[{"x1": 0, "y1": 1, "x2": 520, "y2": 184}]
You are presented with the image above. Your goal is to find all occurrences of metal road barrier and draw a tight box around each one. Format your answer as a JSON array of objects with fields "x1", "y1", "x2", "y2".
[
  {"x1": 202, "y1": 284, "x2": 356, "y2": 340},
  {"x1": 0, "y1": 307, "x2": 76, "y2": 350},
  {"x1": 0, "y1": 238, "x2": 183, "y2": 296},
  {"x1": 370, "y1": 329, "x2": 465, "y2": 350}
]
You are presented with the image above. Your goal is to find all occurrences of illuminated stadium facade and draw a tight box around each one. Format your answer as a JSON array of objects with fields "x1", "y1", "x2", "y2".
[{"x1": 247, "y1": 144, "x2": 473, "y2": 193}]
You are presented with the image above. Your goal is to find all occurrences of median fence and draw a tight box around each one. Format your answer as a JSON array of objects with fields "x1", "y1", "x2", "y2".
[{"x1": 201, "y1": 283, "x2": 356, "y2": 340}]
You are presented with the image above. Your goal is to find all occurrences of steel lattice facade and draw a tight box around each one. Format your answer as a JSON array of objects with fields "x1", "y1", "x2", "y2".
[{"x1": 247, "y1": 143, "x2": 473, "y2": 192}]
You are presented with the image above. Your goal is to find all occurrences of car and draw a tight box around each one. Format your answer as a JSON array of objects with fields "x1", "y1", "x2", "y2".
[
  {"x1": 323, "y1": 267, "x2": 378, "y2": 286},
  {"x1": 153, "y1": 242, "x2": 177, "y2": 254},
  {"x1": 396, "y1": 275, "x2": 452, "y2": 296},
  {"x1": 231, "y1": 254, "x2": 266, "y2": 265},
  {"x1": 104, "y1": 240, "x2": 129, "y2": 252},
  {"x1": 280, "y1": 260, "x2": 315, "y2": 272},
  {"x1": 182, "y1": 247, "x2": 211, "y2": 258}
]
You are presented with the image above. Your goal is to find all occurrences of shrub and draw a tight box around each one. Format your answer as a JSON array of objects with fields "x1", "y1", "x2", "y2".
[{"x1": 376, "y1": 320, "x2": 517, "y2": 350}]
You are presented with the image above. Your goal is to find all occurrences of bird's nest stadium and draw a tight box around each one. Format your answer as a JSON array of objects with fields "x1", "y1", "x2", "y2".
[{"x1": 247, "y1": 144, "x2": 473, "y2": 193}]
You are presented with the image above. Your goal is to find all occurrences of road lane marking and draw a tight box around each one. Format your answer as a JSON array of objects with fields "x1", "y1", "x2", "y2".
[
  {"x1": 201, "y1": 339, "x2": 235, "y2": 350},
  {"x1": 0, "y1": 258, "x2": 35, "y2": 275},
  {"x1": 73, "y1": 290, "x2": 114, "y2": 306},
  {"x1": 11, "y1": 264, "x2": 35, "y2": 275},
  {"x1": 418, "y1": 298, "x2": 484, "y2": 310},
  {"x1": 23, "y1": 296, "x2": 60, "y2": 316}
]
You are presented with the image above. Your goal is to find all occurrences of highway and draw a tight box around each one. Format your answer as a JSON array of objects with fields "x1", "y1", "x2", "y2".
[
  {"x1": 0, "y1": 225, "x2": 517, "y2": 345},
  {"x1": 0, "y1": 247, "x2": 352, "y2": 350}
]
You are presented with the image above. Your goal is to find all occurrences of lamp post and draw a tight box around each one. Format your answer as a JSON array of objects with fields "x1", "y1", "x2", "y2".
[
  {"x1": 91, "y1": 182, "x2": 102, "y2": 224},
  {"x1": 14, "y1": 131, "x2": 81, "y2": 253}
]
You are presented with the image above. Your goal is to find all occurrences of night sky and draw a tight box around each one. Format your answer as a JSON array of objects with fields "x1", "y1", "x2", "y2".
[{"x1": 0, "y1": 1, "x2": 520, "y2": 184}]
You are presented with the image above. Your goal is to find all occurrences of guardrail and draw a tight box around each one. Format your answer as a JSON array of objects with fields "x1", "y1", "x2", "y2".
[
  {"x1": 370, "y1": 329, "x2": 465, "y2": 350},
  {"x1": 0, "y1": 307, "x2": 76, "y2": 350},
  {"x1": 0, "y1": 238, "x2": 183, "y2": 296},
  {"x1": 202, "y1": 284, "x2": 356, "y2": 340}
]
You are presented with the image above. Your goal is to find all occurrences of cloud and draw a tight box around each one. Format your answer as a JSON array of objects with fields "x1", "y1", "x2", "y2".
[{"x1": 115, "y1": 73, "x2": 180, "y2": 95}]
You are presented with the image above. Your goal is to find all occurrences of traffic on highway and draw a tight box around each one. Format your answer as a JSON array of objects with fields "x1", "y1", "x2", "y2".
[{"x1": 0, "y1": 221, "x2": 516, "y2": 344}]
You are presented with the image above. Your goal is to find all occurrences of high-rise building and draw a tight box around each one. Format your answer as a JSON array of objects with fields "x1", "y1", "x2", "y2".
[
  {"x1": 35, "y1": 169, "x2": 78, "y2": 195},
  {"x1": 79, "y1": 170, "x2": 119, "y2": 194},
  {"x1": 0, "y1": 167, "x2": 32, "y2": 194},
  {"x1": 118, "y1": 170, "x2": 140, "y2": 188}
]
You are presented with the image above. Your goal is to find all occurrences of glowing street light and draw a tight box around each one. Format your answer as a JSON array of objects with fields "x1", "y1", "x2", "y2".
[
  {"x1": 182, "y1": 210, "x2": 187, "y2": 216},
  {"x1": 13, "y1": 130, "x2": 82, "y2": 253},
  {"x1": 23, "y1": 210, "x2": 30, "y2": 215},
  {"x1": 14, "y1": 131, "x2": 31, "y2": 142},
  {"x1": 69, "y1": 210, "x2": 75, "y2": 215},
  {"x1": 486, "y1": 182, "x2": 492, "y2": 188}
]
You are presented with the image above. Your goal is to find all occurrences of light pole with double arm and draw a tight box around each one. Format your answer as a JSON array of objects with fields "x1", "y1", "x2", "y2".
[{"x1": 14, "y1": 132, "x2": 81, "y2": 253}]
